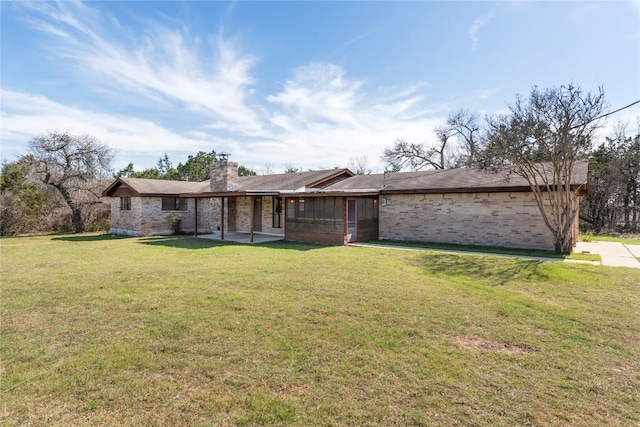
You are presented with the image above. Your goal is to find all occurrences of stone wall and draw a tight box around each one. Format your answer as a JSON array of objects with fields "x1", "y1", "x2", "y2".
[
  {"x1": 210, "y1": 161, "x2": 238, "y2": 192},
  {"x1": 379, "y1": 191, "x2": 559, "y2": 251}
]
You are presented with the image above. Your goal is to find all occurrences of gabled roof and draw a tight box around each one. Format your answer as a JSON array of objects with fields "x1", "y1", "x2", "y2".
[
  {"x1": 102, "y1": 177, "x2": 209, "y2": 197},
  {"x1": 236, "y1": 168, "x2": 353, "y2": 192},
  {"x1": 321, "y1": 161, "x2": 589, "y2": 194},
  {"x1": 102, "y1": 169, "x2": 354, "y2": 197}
]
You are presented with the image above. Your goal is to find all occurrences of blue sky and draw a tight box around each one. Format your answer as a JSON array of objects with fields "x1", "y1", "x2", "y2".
[{"x1": 1, "y1": 1, "x2": 639, "y2": 173}]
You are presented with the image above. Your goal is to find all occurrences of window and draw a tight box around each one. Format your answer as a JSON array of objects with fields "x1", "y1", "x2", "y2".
[
  {"x1": 162, "y1": 197, "x2": 187, "y2": 211},
  {"x1": 120, "y1": 197, "x2": 131, "y2": 211},
  {"x1": 272, "y1": 196, "x2": 282, "y2": 228}
]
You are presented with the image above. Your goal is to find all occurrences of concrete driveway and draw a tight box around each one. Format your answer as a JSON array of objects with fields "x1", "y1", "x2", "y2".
[{"x1": 575, "y1": 241, "x2": 640, "y2": 268}]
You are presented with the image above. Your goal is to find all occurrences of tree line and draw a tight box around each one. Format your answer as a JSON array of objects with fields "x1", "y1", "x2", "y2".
[
  {"x1": 115, "y1": 151, "x2": 256, "y2": 181},
  {"x1": 0, "y1": 139, "x2": 256, "y2": 236}
]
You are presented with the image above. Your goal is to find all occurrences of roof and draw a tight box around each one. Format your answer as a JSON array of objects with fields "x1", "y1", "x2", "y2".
[
  {"x1": 102, "y1": 168, "x2": 353, "y2": 197},
  {"x1": 321, "y1": 161, "x2": 589, "y2": 194},
  {"x1": 236, "y1": 169, "x2": 352, "y2": 192},
  {"x1": 103, "y1": 161, "x2": 588, "y2": 198},
  {"x1": 102, "y1": 177, "x2": 209, "y2": 197}
]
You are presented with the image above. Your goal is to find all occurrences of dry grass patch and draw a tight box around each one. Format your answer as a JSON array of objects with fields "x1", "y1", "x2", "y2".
[{"x1": 448, "y1": 335, "x2": 535, "y2": 355}]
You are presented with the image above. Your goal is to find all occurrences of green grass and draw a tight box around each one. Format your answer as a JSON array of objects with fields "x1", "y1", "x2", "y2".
[
  {"x1": 2, "y1": 233, "x2": 639, "y2": 426},
  {"x1": 366, "y1": 239, "x2": 601, "y2": 262},
  {"x1": 582, "y1": 234, "x2": 640, "y2": 245}
]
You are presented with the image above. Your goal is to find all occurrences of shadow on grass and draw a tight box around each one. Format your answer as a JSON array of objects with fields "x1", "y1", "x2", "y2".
[
  {"x1": 137, "y1": 236, "x2": 232, "y2": 250},
  {"x1": 254, "y1": 240, "x2": 328, "y2": 251},
  {"x1": 51, "y1": 233, "x2": 133, "y2": 242},
  {"x1": 368, "y1": 239, "x2": 564, "y2": 259},
  {"x1": 137, "y1": 236, "x2": 326, "y2": 251},
  {"x1": 414, "y1": 253, "x2": 548, "y2": 285}
]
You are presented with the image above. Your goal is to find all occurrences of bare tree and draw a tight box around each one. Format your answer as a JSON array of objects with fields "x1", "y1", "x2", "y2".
[
  {"x1": 483, "y1": 83, "x2": 606, "y2": 253},
  {"x1": 381, "y1": 111, "x2": 480, "y2": 171},
  {"x1": 381, "y1": 131, "x2": 455, "y2": 172},
  {"x1": 27, "y1": 131, "x2": 116, "y2": 233},
  {"x1": 347, "y1": 155, "x2": 373, "y2": 175},
  {"x1": 446, "y1": 109, "x2": 482, "y2": 167},
  {"x1": 284, "y1": 164, "x2": 300, "y2": 174},
  {"x1": 262, "y1": 163, "x2": 275, "y2": 175}
]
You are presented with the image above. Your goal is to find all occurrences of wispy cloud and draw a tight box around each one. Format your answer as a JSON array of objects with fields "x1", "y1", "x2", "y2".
[
  {"x1": 265, "y1": 63, "x2": 441, "y2": 169},
  {"x1": 19, "y1": 0, "x2": 261, "y2": 134},
  {"x1": 3, "y1": 1, "x2": 444, "y2": 172},
  {"x1": 0, "y1": 90, "x2": 218, "y2": 166},
  {"x1": 468, "y1": 7, "x2": 496, "y2": 50}
]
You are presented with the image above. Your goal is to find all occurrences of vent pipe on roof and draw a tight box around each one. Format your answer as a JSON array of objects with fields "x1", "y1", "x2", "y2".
[{"x1": 218, "y1": 152, "x2": 230, "y2": 163}]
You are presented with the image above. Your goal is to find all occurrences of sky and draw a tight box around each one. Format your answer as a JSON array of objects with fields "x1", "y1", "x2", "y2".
[{"x1": 1, "y1": 0, "x2": 639, "y2": 174}]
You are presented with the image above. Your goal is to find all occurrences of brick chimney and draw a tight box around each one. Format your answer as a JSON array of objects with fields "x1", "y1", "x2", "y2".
[{"x1": 210, "y1": 157, "x2": 239, "y2": 192}]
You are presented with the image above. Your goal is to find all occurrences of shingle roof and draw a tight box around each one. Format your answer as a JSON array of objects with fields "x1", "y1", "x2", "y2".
[
  {"x1": 102, "y1": 177, "x2": 209, "y2": 196},
  {"x1": 103, "y1": 162, "x2": 588, "y2": 197},
  {"x1": 102, "y1": 169, "x2": 353, "y2": 197},
  {"x1": 322, "y1": 161, "x2": 589, "y2": 193},
  {"x1": 235, "y1": 169, "x2": 352, "y2": 192}
]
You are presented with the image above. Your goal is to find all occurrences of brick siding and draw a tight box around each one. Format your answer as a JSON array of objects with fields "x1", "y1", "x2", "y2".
[
  {"x1": 110, "y1": 196, "x2": 218, "y2": 236},
  {"x1": 379, "y1": 192, "x2": 558, "y2": 251}
]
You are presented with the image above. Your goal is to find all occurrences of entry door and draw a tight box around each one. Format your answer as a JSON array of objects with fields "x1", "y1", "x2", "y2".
[
  {"x1": 253, "y1": 197, "x2": 262, "y2": 232},
  {"x1": 346, "y1": 198, "x2": 357, "y2": 242}
]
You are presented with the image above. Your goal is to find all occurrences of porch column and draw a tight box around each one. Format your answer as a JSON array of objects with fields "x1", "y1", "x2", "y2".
[
  {"x1": 194, "y1": 198, "x2": 198, "y2": 236},
  {"x1": 221, "y1": 197, "x2": 225, "y2": 240},
  {"x1": 249, "y1": 195, "x2": 255, "y2": 243}
]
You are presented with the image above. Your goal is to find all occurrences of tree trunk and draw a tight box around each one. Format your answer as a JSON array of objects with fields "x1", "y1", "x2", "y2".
[
  {"x1": 623, "y1": 179, "x2": 632, "y2": 229},
  {"x1": 554, "y1": 227, "x2": 573, "y2": 255},
  {"x1": 70, "y1": 206, "x2": 84, "y2": 233},
  {"x1": 54, "y1": 184, "x2": 85, "y2": 233},
  {"x1": 633, "y1": 180, "x2": 638, "y2": 230}
]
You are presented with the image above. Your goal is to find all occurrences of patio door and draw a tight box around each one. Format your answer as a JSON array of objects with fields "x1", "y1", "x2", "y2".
[
  {"x1": 253, "y1": 197, "x2": 262, "y2": 232},
  {"x1": 346, "y1": 198, "x2": 357, "y2": 242}
]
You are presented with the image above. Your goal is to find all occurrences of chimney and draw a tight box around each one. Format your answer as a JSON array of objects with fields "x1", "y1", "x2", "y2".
[{"x1": 210, "y1": 154, "x2": 238, "y2": 192}]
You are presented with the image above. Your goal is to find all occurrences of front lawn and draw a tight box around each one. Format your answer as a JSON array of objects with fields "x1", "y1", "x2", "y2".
[{"x1": 1, "y1": 234, "x2": 638, "y2": 426}]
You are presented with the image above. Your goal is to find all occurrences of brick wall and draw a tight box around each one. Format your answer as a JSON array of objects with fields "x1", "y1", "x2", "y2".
[
  {"x1": 356, "y1": 218, "x2": 379, "y2": 242},
  {"x1": 110, "y1": 196, "x2": 217, "y2": 236},
  {"x1": 285, "y1": 218, "x2": 346, "y2": 245},
  {"x1": 379, "y1": 192, "x2": 558, "y2": 251},
  {"x1": 110, "y1": 197, "x2": 142, "y2": 236},
  {"x1": 228, "y1": 196, "x2": 284, "y2": 236}
]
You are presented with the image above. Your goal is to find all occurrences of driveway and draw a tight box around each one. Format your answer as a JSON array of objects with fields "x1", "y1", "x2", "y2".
[{"x1": 575, "y1": 241, "x2": 640, "y2": 269}]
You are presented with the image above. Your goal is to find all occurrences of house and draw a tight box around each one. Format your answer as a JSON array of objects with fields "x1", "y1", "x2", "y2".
[
  {"x1": 102, "y1": 162, "x2": 354, "y2": 239},
  {"x1": 102, "y1": 159, "x2": 588, "y2": 251}
]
